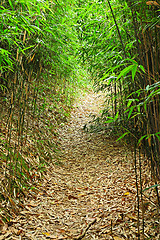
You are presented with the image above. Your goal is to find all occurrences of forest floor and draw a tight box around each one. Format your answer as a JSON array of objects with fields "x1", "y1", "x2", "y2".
[{"x1": 2, "y1": 90, "x2": 159, "y2": 240}]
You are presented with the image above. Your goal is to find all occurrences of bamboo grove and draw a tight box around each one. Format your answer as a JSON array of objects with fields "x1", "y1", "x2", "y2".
[
  {"x1": 76, "y1": 0, "x2": 160, "y2": 238},
  {"x1": 0, "y1": 0, "x2": 160, "y2": 238},
  {"x1": 0, "y1": 0, "x2": 81, "y2": 220}
]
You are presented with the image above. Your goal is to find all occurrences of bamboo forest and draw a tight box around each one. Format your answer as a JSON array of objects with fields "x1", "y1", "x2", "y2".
[{"x1": 0, "y1": 0, "x2": 160, "y2": 239}]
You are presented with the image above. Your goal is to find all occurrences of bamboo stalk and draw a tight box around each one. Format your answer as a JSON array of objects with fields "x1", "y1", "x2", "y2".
[
  {"x1": 139, "y1": 148, "x2": 145, "y2": 239},
  {"x1": 134, "y1": 144, "x2": 140, "y2": 240}
]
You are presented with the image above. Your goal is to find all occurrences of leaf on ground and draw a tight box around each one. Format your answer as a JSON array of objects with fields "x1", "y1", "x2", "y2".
[
  {"x1": 127, "y1": 214, "x2": 137, "y2": 221},
  {"x1": 113, "y1": 237, "x2": 125, "y2": 240},
  {"x1": 68, "y1": 195, "x2": 78, "y2": 200},
  {"x1": 0, "y1": 223, "x2": 8, "y2": 233},
  {"x1": 124, "y1": 192, "x2": 130, "y2": 196}
]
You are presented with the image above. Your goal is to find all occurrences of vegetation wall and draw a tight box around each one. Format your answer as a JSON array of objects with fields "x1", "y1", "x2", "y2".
[{"x1": 0, "y1": 0, "x2": 81, "y2": 219}]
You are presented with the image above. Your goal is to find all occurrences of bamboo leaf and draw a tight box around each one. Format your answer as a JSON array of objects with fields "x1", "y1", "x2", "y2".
[
  {"x1": 128, "y1": 106, "x2": 135, "y2": 119},
  {"x1": 139, "y1": 65, "x2": 145, "y2": 73},
  {"x1": 127, "y1": 99, "x2": 133, "y2": 108},
  {"x1": 138, "y1": 135, "x2": 147, "y2": 145},
  {"x1": 117, "y1": 65, "x2": 134, "y2": 80},
  {"x1": 131, "y1": 64, "x2": 138, "y2": 81},
  {"x1": 143, "y1": 184, "x2": 160, "y2": 192},
  {"x1": 155, "y1": 132, "x2": 160, "y2": 141},
  {"x1": 8, "y1": 0, "x2": 14, "y2": 10},
  {"x1": 105, "y1": 119, "x2": 114, "y2": 124},
  {"x1": 116, "y1": 131, "x2": 130, "y2": 141}
]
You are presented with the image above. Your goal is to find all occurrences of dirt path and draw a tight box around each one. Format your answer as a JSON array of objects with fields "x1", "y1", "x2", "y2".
[{"x1": 4, "y1": 91, "x2": 154, "y2": 239}]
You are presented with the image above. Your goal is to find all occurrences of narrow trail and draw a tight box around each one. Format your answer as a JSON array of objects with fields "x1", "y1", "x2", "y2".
[{"x1": 8, "y1": 91, "x2": 140, "y2": 239}]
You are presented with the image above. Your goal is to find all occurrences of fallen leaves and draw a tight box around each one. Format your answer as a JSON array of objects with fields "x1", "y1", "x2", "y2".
[
  {"x1": 113, "y1": 237, "x2": 124, "y2": 240},
  {"x1": 4, "y1": 91, "x2": 159, "y2": 240},
  {"x1": 0, "y1": 223, "x2": 8, "y2": 233},
  {"x1": 124, "y1": 192, "x2": 130, "y2": 196},
  {"x1": 68, "y1": 195, "x2": 78, "y2": 200}
]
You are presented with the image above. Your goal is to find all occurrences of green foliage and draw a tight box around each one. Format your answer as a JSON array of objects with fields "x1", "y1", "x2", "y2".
[
  {"x1": 0, "y1": 0, "x2": 86, "y2": 219},
  {"x1": 0, "y1": 0, "x2": 159, "y2": 233},
  {"x1": 77, "y1": 2, "x2": 160, "y2": 226},
  {"x1": 77, "y1": 0, "x2": 160, "y2": 164}
]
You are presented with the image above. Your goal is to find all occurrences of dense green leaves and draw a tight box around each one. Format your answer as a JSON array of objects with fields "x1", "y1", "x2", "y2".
[{"x1": 0, "y1": 0, "x2": 82, "y2": 216}]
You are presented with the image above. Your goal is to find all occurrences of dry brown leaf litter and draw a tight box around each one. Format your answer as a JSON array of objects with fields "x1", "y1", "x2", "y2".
[{"x1": 1, "y1": 91, "x2": 159, "y2": 240}]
